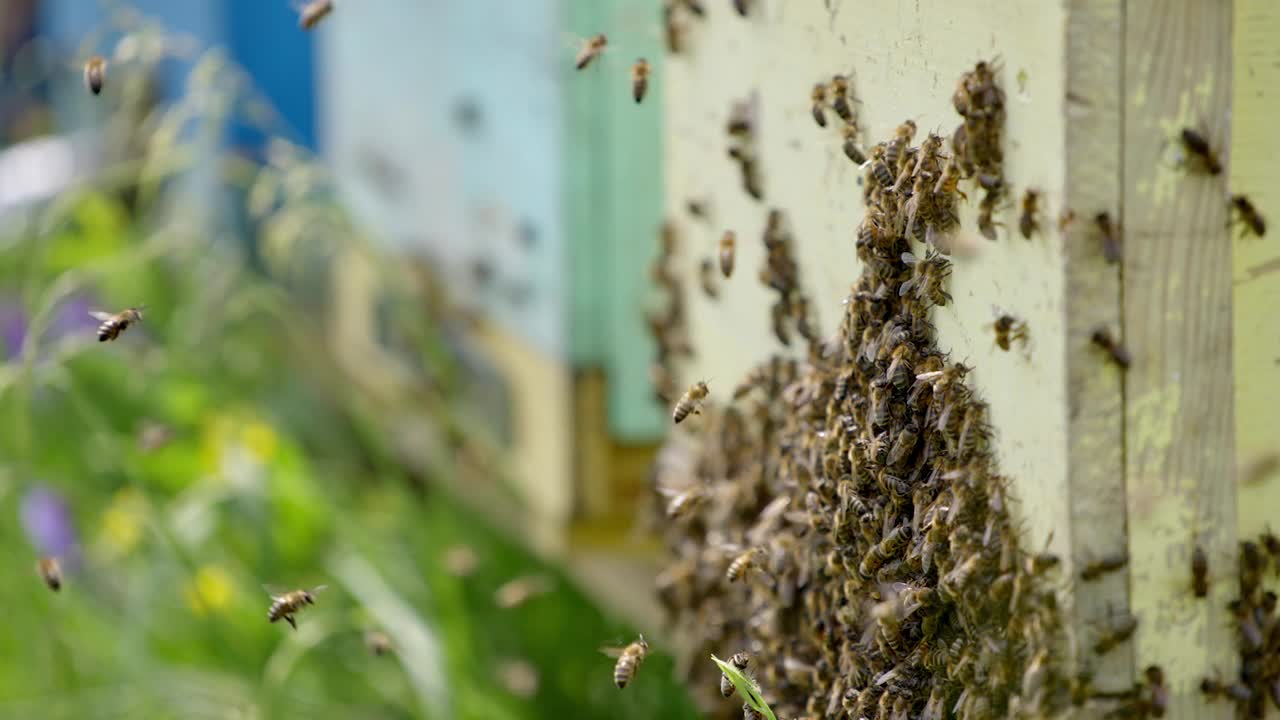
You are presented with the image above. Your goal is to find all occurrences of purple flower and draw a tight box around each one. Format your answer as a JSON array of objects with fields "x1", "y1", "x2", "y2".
[
  {"x1": 0, "y1": 298, "x2": 24, "y2": 360},
  {"x1": 50, "y1": 293, "x2": 99, "y2": 340},
  {"x1": 20, "y1": 486, "x2": 80, "y2": 565}
]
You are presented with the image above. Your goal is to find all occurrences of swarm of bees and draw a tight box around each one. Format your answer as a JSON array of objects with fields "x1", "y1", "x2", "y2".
[
  {"x1": 651, "y1": 61, "x2": 1070, "y2": 720},
  {"x1": 1205, "y1": 531, "x2": 1280, "y2": 715},
  {"x1": 952, "y1": 60, "x2": 1007, "y2": 238}
]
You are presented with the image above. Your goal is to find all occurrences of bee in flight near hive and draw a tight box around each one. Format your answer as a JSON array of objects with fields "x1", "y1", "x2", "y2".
[
  {"x1": 719, "y1": 230, "x2": 736, "y2": 277},
  {"x1": 575, "y1": 33, "x2": 608, "y2": 70},
  {"x1": 37, "y1": 557, "x2": 63, "y2": 592},
  {"x1": 494, "y1": 574, "x2": 553, "y2": 609},
  {"x1": 365, "y1": 630, "x2": 393, "y2": 656},
  {"x1": 265, "y1": 585, "x2": 327, "y2": 629},
  {"x1": 631, "y1": 58, "x2": 650, "y2": 103},
  {"x1": 602, "y1": 635, "x2": 649, "y2": 689},
  {"x1": 90, "y1": 306, "x2": 144, "y2": 342},
  {"x1": 83, "y1": 56, "x2": 107, "y2": 95},
  {"x1": 672, "y1": 380, "x2": 709, "y2": 423},
  {"x1": 989, "y1": 308, "x2": 1029, "y2": 352},
  {"x1": 296, "y1": 0, "x2": 334, "y2": 30}
]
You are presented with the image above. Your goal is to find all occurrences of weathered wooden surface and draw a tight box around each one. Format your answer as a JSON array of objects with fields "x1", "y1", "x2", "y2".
[
  {"x1": 1122, "y1": 2, "x2": 1235, "y2": 717},
  {"x1": 1232, "y1": 1, "x2": 1280, "y2": 536},
  {"x1": 1064, "y1": 0, "x2": 1132, "y2": 696}
]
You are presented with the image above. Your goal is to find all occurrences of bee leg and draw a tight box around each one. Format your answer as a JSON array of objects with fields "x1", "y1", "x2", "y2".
[{"x1": 286, "y1": 615, "x2": 297, "y2": 630}]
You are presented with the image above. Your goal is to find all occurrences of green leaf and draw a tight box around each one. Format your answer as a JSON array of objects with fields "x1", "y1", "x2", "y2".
[{"x1": 711, "y1": 655, "x2": 777, "y2": 720}]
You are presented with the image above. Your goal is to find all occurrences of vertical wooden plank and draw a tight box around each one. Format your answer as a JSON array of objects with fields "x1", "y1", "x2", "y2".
[
  {"x1": 1063, "y1": 0, "x2": 1132, "y2": 695},
  {"x1": 1123, "y1": 2, "x2": 1235, "y2": 715},
  {"x1": 1232, "y1": 0, "x2": 1280, "y2": 537},
  {"x1": 604, "y1": 0, "x2": 666, "y2": 442}
]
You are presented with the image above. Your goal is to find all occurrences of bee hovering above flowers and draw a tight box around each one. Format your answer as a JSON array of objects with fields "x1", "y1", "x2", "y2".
[
  {"x1": 90, "y1": 306, "x2": 144, "y2": 342},
  {"x1": 265, "y1": 584, "x2": 327, "y2": 629}
]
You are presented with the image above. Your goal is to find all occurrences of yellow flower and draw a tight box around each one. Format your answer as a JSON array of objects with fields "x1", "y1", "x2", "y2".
[
  {"x1": 98, "y1": 488, "x2": 146, "y2": 556},
  {"x1": 184, "y1": 565, "x2": 234, "y2": 616},
  {"x1": 241, "y1": 421, "x2": 278, "y2": 462}
]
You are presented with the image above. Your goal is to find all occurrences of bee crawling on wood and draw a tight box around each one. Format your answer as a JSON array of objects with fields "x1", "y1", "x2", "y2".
[
  {"x1": 266, "y1": 585, "x2": 327, "y2": 629},
  {"x1": 1230, "y1": 194, "x2": 1266, "y2": 238},
  {"x1": 83, "y1": 55, "x2": 107, "y2": 95},
  {"x1": 602, "y1": 635, "x2": 649, "y2": 689},
  {"x1": 91, "y1": 306, "x2": 144, "y2": 342},
  {"x1": 672, "y1": 381, "x2": 709, "y2": 423},
  {"x1": 1094, "y1": 212, "x2": 1122, "y2": 263},
  {"x1": 1019, "y1": 189, "x2": 1041, "y2": 239},
  {"x1": 1090, "y1": 326, "x2": 1131, "y2": 369},
  {"x1": 1079, "y1": 552, "x2": 1128, "y2": 581},
  {"x1": 1191, "y1": 544, "x2": 1209, "y2": 597},
  {"x1": 989, "y1": 308, "x2": 1029, "y2": 352},
  {"x1": 719, "y1": 230, "x2": 736, "y2": 277},
  {"x1": 1178, "y1": 127, "x2": 1223, "y2": 175},
  {"x1": 631, "y1": 58, "x2": 650, "y2": 103}
]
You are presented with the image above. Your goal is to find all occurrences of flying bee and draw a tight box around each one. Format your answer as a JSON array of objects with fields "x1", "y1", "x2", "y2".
[
  {"x1": 658, "y1": 485, "x2": 706, "y2": 519},
  {"x1": 631, "y1": 58, "x2": 650, "y2": 103},
  {"x1": 1178, "y1": 128, "x2": 1222, "y2": 175},
  {"x1": 602, "y1": 635, "x2": 649, "y2": 689},
  {"x1": 1231, "y1": 194, "x2": 1266, "y2": 238},
  {"x1": 365, "y1": 630, "x2": 393, "y2": 656},
  {"x1": 1095, "y1": 212, "x2": 1121, "y2": 263},
  {"x1": 810, "y1": 83, "x2": 828, "y2": 128},
  {"x1": 266, "y1": 585, "x2": 327, "y2": 629},
  {"x1": 495, "y1": 574, "x2": 553, "y2": 609},
  {"x1": 699, "y1": 258, "x2": 719, "y2": 299},
  {"x1": 672, "y1": 381, "x2": 709, "y2": 423},
  {"x1": 1019, "y1": 189, "x2": 1041, "y2": 239},
  {"x1": 726, "y1": 546, "x2": 763, "y2": 583},
  {"x1": 443, "y1": 544, "x2": 479, "y2": 577},
  {"x1": 297, "y1": 0, "x2": 334, "y2": 30},
  {"x1": 1093, "y1": 614, "x2": 1138, "y2": 654},
  {"x1": 1191, "y1": 544, "x2": 1208, "y2": 597},
  {"x1": 721, "y1": 652, "x2": 750, "y2": 697},
  {"x1": 829, "y1": 75, "x2": 854, "y2": 125},
  {"x1": 841, "y1": 126, "x2": 866, "y2": 164},
  {"x1": 1090, "y1": 327, "x2": 1131, "y2": 369},
  {"x1": 83, "y1": 55, "x2": 107, "y2": 95},
  {"x1": 575, "y1": 33, "x2": 608, "y2": 70},
  {"x1": 37, "y1": 556, "x2": 62, "y2": 592},
  {"x1": 989, "y1": 308, "x2": 1029, "y2": 352},
  {"x1": 720, "y1": 230, "x2": 736, "y2": 277},
  {"x1": 90, "y1": 306, "x2": 144, "y2": 342},
  {"x1": 1080, "y1": 552, "x2": 1128, "y2": 581}
]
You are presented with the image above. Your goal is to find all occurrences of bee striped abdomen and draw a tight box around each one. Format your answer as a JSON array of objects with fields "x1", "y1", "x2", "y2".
[
  {"x1": 97, "y1": 319, "x2": 123, "y2": 342},
  {"x1": 613, "y1": 639, "x2": 648, "y2": 689}
]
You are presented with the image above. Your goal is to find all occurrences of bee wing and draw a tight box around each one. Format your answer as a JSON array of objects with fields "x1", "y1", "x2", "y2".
[
  {"x1": 262, "y1": 584, "x2": 285, "y2": 599},
  {"x1": 599, "y1": 645, "x2": 627, "y2": 659},
  {"x1": 89, "y1": 311, "x2": 115, "y2": 322},
  {"x1": 309, "y1": 584, "x2": 329, "y2": 594}
]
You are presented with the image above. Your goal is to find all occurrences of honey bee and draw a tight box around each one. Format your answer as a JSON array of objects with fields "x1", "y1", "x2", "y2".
[
  {"x1": 770, "y1": 299, "x2": 791, "y2": 346},
  {"x1": 899, "y1": 249, "x2": 952, "y2": 308},
  {"x1": 732, "y1": 0, "x2": 751, "y2": 18},
  {"x1": 977, "y1": 181, "x2": 1006, "y2": 241},
  {"x1": 497, "y1": 658, "x2": 540, "y2": 698},
  {"x1": 297, "y1": 0, "x2": 334, "y2": 30},
  {"x1": 365, "y1": 630, "x2": 393, "y2": 656},
  {"x1": 1191, "y1": 544, "x2": 1208, "y2": 597},
  {"x1": 699, "y1": 258, "x2": 719, "y2": 299},
  {"x1": 631, "y1": 58, "x2": 650, "y2": 103},
  {"x1": 90, "y1": 306, "x2": 144, "y2": 342},
  {"x1": 37, "y1": 556, "x2": 62, "y2": 592},
  {"x1": 1179, "y1": 128, "x2": 1222, "y2": 175},
  {"x1": 672, "y1": 381, "x2": 709, "y2": 423},
  {"x1": 658, "y1": 485, "x2": 706, "y2": 519},
  {"x1": 933, "y1": 157, "x2": 967, "y2": 200},
  {"x1": 885, "y1": 120, "x2": 917, "y2": 170},
  {"x1": 1019, "y1": 189, "x2": 1040, "y2": 239},
  {"x1": 810, "y1": 84, "x2": 828, "y2": 128},
  {"x1": 830, "y1": 75, "x2": 854, "y2": 125},
  {"x1": 1079, "y1": 552, "x2": 1128, "y2": 581},
  {"x1": 859, "y1": 525, "x2": 911, "y2": 579},
  {"x1": 1144, "y1": 666, "x2": 1168, "y2": 717},
  {"x1": 841, "y1": 126, "x2": 866, "y2": 165},
  {"x1": 1231, "y1": 194, "x2": 1267, "y2": 238},
  {"x1": 443, "y1": 544, "x2": 479, "y2": 577},
  {"x1": 742, "y1": 704, "x2": 762, "y2": 720},
  {"x1": 1229, "y1": 598, "x2": 1264, "y2": 650},
  {"x1": 721, "y1": 652, "x2": 750, "y2": 697},
  {"x1": 1093, "y1": 614, "x2": 1138, "y2": 654},
  {"x1": 1094, "y1": 212, "x2": 1121, "y2": 263},
  {"x1": 266, "y1": 585, "x2": 327, "y2": 629},
  {"x1": 575, "y1": 33, "x2": 608, "y2": 70},
  {"x1": 726, "y1": 546, "x2": 763, "y2": 583},
  {"x1": 603, "y1": 635, "x2": 649, "y2": 689},
  {"x1": 1201, "y1": 675, "x2": 1253, "y2": 702},
  {"x1": 83, "y1": 55, "x2": 107, "y2": 95},
  {"x1": 495, "y1": 574, "x2": 553, "y2": 609},
  {"x1": 1090, "y1": 327, "x2": 1131, "y2": 369},
  {"x1": 989, "y1": 309, "x2": 1029, "y2": 352},
  {"x1": 720, "y1": 230, "x2": 736, "y2": 277}
]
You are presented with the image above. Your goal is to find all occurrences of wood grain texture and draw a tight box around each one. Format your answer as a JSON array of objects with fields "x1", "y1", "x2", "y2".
[
  {"x1": 1122, "y1": 2, "x2": 1236, "y2": 716},
  {"x1": 1063, "y1": 0, "x2": 1132, "y2": 696},
  {"x1": 1231, "y1": 0, "x2": 1280, "y2": 539}
]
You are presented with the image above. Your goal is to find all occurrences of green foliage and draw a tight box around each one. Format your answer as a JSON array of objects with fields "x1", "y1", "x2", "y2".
[{"x1": 712, "y1": 655, "x2": 777, "y2": 720}]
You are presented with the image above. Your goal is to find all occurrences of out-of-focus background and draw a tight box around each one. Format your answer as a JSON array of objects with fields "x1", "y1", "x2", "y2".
[{"x1": 0, "y1": 1, "x2": 684, "y2": 718}]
